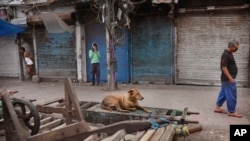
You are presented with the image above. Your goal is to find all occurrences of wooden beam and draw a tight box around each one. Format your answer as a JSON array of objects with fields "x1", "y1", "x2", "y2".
[
  {"x1": 60, "y1": 119, "x2": 171, "y2": 141},
  {"x1": 64, "y1": 77, "x2": 90, "y2": 130},
  {"x1": 2, "y1": 91, "x2": 29, "y2": 141},
  {"x1": 131, "y1": 131, "x2": 146, "y2": 141},
  {"x1": 102, "y1": 129, "x2": 127, "y2": 141},
  {"x1": 28, "y1": 121, "x2": 89, "y2": 141},
  {"x1": 26, "y1": 13, "x2": 72, "y2": 25},
  {"x1": 40, "y1": 116, "x2": 53, "y2": 125},
  {"x1": 139, "y1": 129, "x2": 156, "y2": 141},
  {"x1": 37, "y1": 97, "x2": 64, "y2": 106},
  {"x1": 36, "y1": 105, "x2": 65, "y2": 114},
  {"x1": 150, "y1": 127, "x2": 166, "y2": 141},
  {"x1": 39, "y1": 119, "x2": 64, "y2": 131},
  {"x1": 159, "y1": 125, "x2": 175, "y2": 141}
]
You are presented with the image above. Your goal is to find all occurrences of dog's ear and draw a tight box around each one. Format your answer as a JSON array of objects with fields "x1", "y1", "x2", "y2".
[{"x1": 128, "y1": 89, "x2": 134, "y2": 95}]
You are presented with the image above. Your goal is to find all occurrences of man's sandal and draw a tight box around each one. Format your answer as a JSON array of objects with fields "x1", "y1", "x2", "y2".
[
  {"x1": 228, "y1": 113, "x2": 243, "y2": 118},
  {"x1": 214, "y1": 109, "x2": 227, "y2": 114}
]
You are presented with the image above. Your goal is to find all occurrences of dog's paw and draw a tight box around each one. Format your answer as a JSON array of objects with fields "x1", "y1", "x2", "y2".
[
  {"x1": 144, "y1": 109, "x2": 152, "y2": 113},
  {"x1": 147, "y1": 110, "x2": 152, "y2": 113},
  {"x1": 130, "y1": 108, "x2": 136, "y2": 111}
]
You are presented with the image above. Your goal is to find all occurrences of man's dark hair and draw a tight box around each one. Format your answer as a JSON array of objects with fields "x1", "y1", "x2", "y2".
[{"x1": 228, "y1": 39, "x2": 239, "y2": 48}]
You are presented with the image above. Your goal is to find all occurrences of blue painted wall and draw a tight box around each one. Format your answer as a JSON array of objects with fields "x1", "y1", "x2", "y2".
[{"x1": 85, "y1": 22, "x2": 129, "y2": 83}]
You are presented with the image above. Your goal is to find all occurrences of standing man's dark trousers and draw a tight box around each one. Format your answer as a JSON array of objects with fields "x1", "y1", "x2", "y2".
[{"x1": 91, "y1": 63, "x2": 100, "y2": 85}]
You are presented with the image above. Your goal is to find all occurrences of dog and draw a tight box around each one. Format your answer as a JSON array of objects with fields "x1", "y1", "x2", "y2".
[{"x1": 101, "y1": 89, "x2": 150, "y2": 113}]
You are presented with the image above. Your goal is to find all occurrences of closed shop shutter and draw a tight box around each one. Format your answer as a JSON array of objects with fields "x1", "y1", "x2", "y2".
[
  {"x1": 85, "y1": 22, "x2": 129, "y2": 83},
  {"x1": 0, "y1": 36, "x2": 19, "y2": 77},
  {"x1": 36, "y1": 28, "x2": 77, "y2": 78},
  {"x1": 176, "y1": 10, "x2": 250, "y2": 86},
  {"x1": 131, "y1": 16, "x2": 174, "y2": 84}
]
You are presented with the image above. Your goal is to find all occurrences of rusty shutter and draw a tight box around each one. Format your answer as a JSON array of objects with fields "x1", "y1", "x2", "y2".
[
  {"x1": 131, "y1": 16, "x2": 174, "y2": 84},
  {"x1": 36, "y1": 28, "x2": 77, "y2": 79},
  {"x1": 176, "y1": 10, "x2": 250, "y2": 86},
  {"x1": 0, "y1": 36, "x2": 19, "y2": 77}
]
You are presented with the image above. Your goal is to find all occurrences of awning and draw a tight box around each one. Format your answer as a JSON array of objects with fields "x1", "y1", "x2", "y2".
[{"x1": 0, "y1": 19, "x2": 26, "y2": 36}]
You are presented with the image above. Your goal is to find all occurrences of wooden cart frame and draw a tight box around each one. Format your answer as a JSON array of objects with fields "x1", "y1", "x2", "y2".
[{"x1": 0, "y1": 77, "x2": 202, "y2": 141}]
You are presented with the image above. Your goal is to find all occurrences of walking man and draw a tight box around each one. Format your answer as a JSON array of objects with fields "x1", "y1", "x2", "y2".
[
  {"x1": 214, "y1": 39, "x2": 242, "y2": 118},
  {"x1": 89, "y1": 42, "x2": 101, "y2": 86}
]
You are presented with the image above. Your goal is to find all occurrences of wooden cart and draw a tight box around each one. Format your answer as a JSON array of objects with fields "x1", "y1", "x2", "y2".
[{"x1": 0, "y1": 77, "x2": 202, "y2": 141}]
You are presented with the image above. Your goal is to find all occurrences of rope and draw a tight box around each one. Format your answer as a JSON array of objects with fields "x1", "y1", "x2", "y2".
[
  {"x1": 148, "y1": 118, "x2": 169, "y2": 129},
  {"x1": 174, "y1": 126, "x2": 190, "y2": 141}
]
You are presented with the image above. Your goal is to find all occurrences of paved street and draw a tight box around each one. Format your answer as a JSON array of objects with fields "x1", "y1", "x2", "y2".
[{"x1": 1, "y1": 77, "x2": 250, "y2": 141}]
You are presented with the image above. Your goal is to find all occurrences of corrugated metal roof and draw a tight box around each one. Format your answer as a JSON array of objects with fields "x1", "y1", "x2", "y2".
[
  {"x1": 0, "y1": 0, "x2": 47, "y2": 5},
  {"x1": 153, "y1": 0, "x2": 178, "y2": 4}
]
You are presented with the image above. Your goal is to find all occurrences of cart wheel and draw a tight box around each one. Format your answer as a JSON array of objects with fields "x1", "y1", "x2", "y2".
[{"x1": 12, "y1": 98, "x2": 40, "y2": 135}]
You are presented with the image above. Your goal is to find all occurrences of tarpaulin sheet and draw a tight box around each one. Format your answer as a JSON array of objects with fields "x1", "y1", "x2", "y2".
[
  {"x1": 0, "y1": 19, "x2": 26, "y2": 36},
  {"x1": 41, "y1": 12, "x2": 74, "y2": 33}
]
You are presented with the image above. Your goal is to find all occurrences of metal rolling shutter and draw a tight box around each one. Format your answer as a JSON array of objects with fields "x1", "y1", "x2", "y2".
[
  {"x1": 176, "y1": 10, "x2": 250, "y2": 86},
  {"x1": 36, "y1": 29, "x2": 77, "y2": 78},
  {"x1": 85, "y1": 22, "x2": 129, "y2": 83},
  {"x1": 0, "y1": 36, "x2": 19, "y2": 77},
  {"x1": 131, "y1": 16, "x2": 174, "y2": 84}
]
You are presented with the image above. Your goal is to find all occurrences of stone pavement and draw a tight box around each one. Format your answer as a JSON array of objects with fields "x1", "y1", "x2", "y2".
[{"x1": 1, "y1": 77, "x2": 250, "y2": 141}]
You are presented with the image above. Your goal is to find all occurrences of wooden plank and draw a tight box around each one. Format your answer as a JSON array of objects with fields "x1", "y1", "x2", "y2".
[
  {"x1": 40, "y1": 116, "x2": 53, "y2": 125},
  {"x1": 29, "y1": 119, "x2": 166, "y2": 141},
  {"x1": 39, "y1": 119, "x2": 64, "y2": 131},
  {"x1": 139, "y1": 129, "x2": 156, "y2": 141},
  {"x1": 150, "y1": 127, "x2": 166, "y2": 141},
  {"x1": 36, "y1": 105, "x2": 65, "y2": 114},
  {"x1": 131, "y1": 131, "x2": 146, "y2": 141},
  {"x1": 180, "y1": 107, "x2": 188, "y2": 123},
  {"x1": 27, "y1": 13, "x2": 71, "y2": 25},
  {"x1": 55, "y1": 102, "x2": 65, "y2": 107},
  {"x1": 159, "y1": 125, "x2": 175, "y2": 141},
  {"x1": 102, "y1": 129, "x2": 127, "y2": 141},
  {"x1": 80, "y1": 102, "x2": 95, "y2": 109},
  {"x1": 64, "y1": 83, "x2": 73, "y2": 125},
  {"x1": 64, "y1": 77, "x2": 88, "y2": 128},
  {"x1": 123, "y1": 134, "x2": 136, "y2": 141},
  {"x1": 28, "y1": 121, "x2": 91, "y2": 141},
  {"x1": 37, "y1": 97, "x2": 64, "y2": 106},
  {"x1": 51, "y1": 123, "x2": 66, "y2": 131},
  {"x1": 2, "y1": 92, "x2": 29, "y2": 141}
]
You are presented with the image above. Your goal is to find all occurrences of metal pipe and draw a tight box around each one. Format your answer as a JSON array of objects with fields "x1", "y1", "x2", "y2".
[
  {"x1": 16, "y1": 35, "x2": 24, "y2": 81},
  {"x1": 82, "y1": 25, "x2": 87, "y2": 82},
  {"x1": 32, "y1": 27, "x2": 39, "y2": 75},
  {"x1": 106, "y1": 27, "x2": 111, "y2": 89}
]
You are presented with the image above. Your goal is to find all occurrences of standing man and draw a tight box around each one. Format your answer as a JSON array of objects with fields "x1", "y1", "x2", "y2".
[
  {"x1": 19, "y1": 47, "x2": 35, "y2": 78},
  {"x1": 214, "y1": 39, "x2": 242, "y2": 118},
  {"x1": 89, "y1": 42, "x2": 101, "y2": 86}
]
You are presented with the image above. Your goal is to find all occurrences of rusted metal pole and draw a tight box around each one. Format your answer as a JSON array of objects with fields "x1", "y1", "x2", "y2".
[
  {"x1": 106, "y1": 27, "x2": 111, "y2": 89},
  {"x1": 16, "y1": 35, "x2": 24, "y2": 81}
]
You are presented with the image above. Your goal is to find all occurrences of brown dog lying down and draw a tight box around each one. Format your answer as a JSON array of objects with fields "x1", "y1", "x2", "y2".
[{"x1": 101, "y1": 89, "x2": 150, "y2": 113}]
